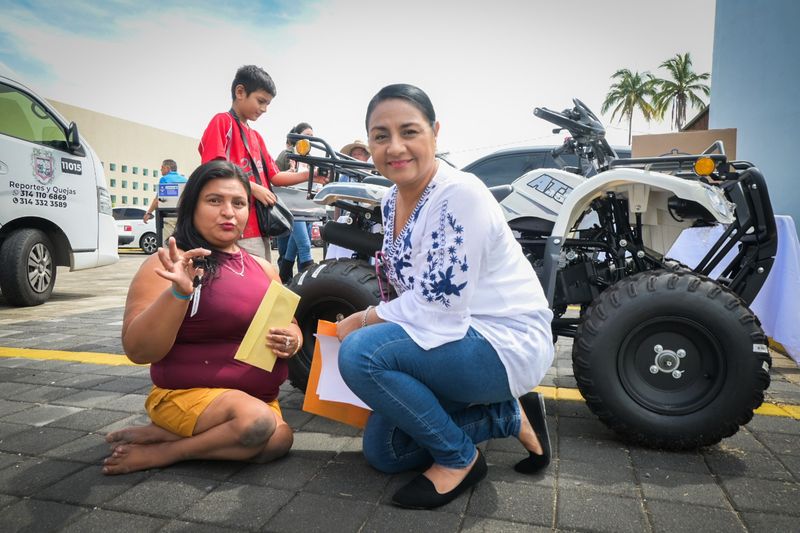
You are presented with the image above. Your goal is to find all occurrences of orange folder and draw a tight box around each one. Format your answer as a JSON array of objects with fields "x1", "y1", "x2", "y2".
[{"x1": 302, "y1": 320, "x2": 371, "y2": 429}]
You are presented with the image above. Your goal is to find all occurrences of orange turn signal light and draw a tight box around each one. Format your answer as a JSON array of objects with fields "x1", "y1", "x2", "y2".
[
  {"x1": 694, "y1": 157, "x2": 715, "y2": 176},
  {"x1": 295, "y1": 139, "x2": 311, "y2": 156}
]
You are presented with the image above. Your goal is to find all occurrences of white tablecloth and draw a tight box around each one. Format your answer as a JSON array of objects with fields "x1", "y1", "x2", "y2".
[{"x1": 667, "y1": 215, "x2": 800, "y2": 364}]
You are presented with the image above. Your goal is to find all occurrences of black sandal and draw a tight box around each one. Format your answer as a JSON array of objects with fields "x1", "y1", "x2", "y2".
[{"x1": 514, "y1": 392, "x2": 552, "y2": 474}]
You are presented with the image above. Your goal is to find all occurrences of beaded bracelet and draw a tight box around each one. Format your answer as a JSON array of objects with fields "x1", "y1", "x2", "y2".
[
  {"x1": 361, "y1": 305, "x2": 375, "y2": 328},
  {"x1": 171, "y1": 286, "x2": 192, "y2": 301}
]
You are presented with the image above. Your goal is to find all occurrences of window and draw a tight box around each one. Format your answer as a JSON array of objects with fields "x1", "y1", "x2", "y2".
[
  {"x1": 132, "y1": 181, "x2": 139, "y2": 190},
  {"x1": 143, "y1": 183, "x2": 149, "y2": 191},
  {"x1": 121, "y1": 180, "x2": 127, "y2": 188},
  {"x1": 133, "y1": 197, "x2": 139, "y2": 205},
  {"x1": 133, "y1": 166, "x2": 139, "y2": 175},
  {"x1": 111, "y1": 194, "x2": 117, "y2": 204},
  {"x1": 122, "y1": 195, "x2": 128, "y2": 204},
  {"x1": 0, "y1": 82, "x2": 69, "y2": 150},
  {"x1": 110, "y1": 163, "x2": 117, "y2": 171},
  {"x1": 110, "y1": 179, "x2": 116, "y2": 187},
  {"x1": 142, "y1": 197, "x2": 148, "y2": 205},
  {"x1": 121, "y1": 165, "x2": 128, "y2": 173},
  {"x1": 143, "y1": 168, "x2": 149, "y2": 177}
]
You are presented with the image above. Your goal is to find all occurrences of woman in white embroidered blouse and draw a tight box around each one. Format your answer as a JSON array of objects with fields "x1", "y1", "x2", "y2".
[{"x1": 337, "y1": 84, "x2": 555, "y2": 510}]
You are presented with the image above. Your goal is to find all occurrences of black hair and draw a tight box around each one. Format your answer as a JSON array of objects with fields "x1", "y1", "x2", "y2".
[
  {"x1": 172, "y1": 160, "x2": 251, "y2": 280},
  {"x1": 365, "y1": 84, "x2": 436, "y2": 131},
  {"x1": 162, "y1": 159, "x2": 177, "y2": 171},
  {"x1": 285, "y1": 122, "x2": 313, "y2": 146},
  {"x1": 230, "y1": 65, "x2": 277, "y2": 100}
]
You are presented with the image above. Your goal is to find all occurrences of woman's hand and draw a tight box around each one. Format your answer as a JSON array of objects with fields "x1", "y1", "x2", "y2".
[
  {"x1": 153, "y1": 237, "x2": 211, "y2": 296},
  {"x1": 267, "y1": 326, "x2": 302, "y2": 359},
  {"x1": 336, "y1": 311, "x2": 364, "y2": 342},
  {"x1": 251, "y1": 181, "x2": 277, "y2": 206}
]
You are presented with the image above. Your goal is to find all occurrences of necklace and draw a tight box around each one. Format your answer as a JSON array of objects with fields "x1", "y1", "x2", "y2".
[{"x1": 222, "y1": 249, "x2": 245, "y2": 277}]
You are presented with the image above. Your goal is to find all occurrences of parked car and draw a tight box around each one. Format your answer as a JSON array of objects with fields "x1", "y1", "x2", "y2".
[
  {"x1": 112, "y1": 206, "x2": 158, "y2": 254},
  {"x1": 462, "y1": 145, "x2": 631, "y2": 188}
]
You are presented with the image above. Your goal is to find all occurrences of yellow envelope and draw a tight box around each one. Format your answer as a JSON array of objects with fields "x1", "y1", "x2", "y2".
[{"x1": 234, "y1": 281, "x2": 300, "y2": 372}]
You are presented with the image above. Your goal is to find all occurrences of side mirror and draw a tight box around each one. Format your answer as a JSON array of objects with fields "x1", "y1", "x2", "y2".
[{"x1": 66, "y1": 122, "x2": 85, "y2": 155}]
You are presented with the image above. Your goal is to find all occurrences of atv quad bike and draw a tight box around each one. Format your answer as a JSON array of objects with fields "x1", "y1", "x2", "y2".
[{"x1": 284, "y1": 100, "x2": 777, "y2": 450}]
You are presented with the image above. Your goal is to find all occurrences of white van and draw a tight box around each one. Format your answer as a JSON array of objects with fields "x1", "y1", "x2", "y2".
[{"x1": 0, "y1": 67, "x2": 118, "y2": 306}]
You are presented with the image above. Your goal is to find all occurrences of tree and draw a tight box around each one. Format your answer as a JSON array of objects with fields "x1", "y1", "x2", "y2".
[
  {"x1": 601, "y1": 69, "x2": 657, "y2": 145},
  {"x1": 651, "y1": 52, "x2": 710, "y2": 130}
]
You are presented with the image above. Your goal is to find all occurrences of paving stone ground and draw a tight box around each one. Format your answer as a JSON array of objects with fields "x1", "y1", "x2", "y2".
[{"x1": 0, "y1": 253, "x2": 798, "y2": 532}]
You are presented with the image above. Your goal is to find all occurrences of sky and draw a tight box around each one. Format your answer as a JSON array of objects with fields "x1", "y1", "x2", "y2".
[{"x1": 0, "y1": 0, "x2": 716, "y2": 167}]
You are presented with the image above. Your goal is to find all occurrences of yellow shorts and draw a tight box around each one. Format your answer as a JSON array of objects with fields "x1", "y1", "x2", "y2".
[{"x1": 145, "y1": 386, "x2": 282, "y2": 438}]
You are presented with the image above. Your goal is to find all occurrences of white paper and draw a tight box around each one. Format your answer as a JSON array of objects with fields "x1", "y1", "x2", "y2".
[{"x1": 315, "y1": 334, "x2": 371, "y2": 410}]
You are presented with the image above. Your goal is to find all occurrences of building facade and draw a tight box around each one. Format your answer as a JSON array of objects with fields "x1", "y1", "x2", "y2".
[{"x1": 48, "y1": 100, "x2": 200, "y2": 208}]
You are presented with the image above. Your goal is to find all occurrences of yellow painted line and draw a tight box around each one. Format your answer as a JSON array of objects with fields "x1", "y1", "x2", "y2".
[
  {"x1": 0, "y1": 347, "x2": 140, "y2": 366},
  {"x1": 1, "y1": 346, "x2": 798, "y2": 419}
]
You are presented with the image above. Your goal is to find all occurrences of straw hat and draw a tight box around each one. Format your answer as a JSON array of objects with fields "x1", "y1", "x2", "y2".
[{"x1": 340, "y1": 139, "x2": 370, "y2": 157}]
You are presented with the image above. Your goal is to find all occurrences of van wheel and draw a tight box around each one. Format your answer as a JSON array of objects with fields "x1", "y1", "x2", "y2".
[
  {"x1": 287, "y1": 260, "x2": 382, "y2": 391},
  {"x1": 140, "y1": 232, "x2": 158, "y2": 255},
  {"x1": 0, "y1": 229, "x2": 57, "y2": 306},
  {"x1": 572, "y1": 270, "x2": 770, "y2": 450}
]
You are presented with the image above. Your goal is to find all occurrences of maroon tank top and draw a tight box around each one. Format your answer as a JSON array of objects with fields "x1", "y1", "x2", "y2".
[{"x1": 150, "y1": 249, "x2": 287, "y2": 402}]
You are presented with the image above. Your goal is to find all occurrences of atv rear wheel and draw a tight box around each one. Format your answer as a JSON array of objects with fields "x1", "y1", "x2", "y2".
[
  {"x1": 287, "y1": 259, "x2": 382, "y2": 391},
  {"x1": 572, "y1": 270, "x2": 770, "y2": 450}
]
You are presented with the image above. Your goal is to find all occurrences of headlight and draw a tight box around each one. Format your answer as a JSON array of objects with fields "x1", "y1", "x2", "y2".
[{"x1": 703, "y1": 184, "x2": 734, "y2": 219}]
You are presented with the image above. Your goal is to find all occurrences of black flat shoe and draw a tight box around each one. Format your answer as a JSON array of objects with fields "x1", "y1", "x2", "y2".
[
  {"x1": 515, "y1": 392, "x2": 552, "y2": 474},
  {"x1": 392, "y1": 449, "x2": 488, "y2": 509}
]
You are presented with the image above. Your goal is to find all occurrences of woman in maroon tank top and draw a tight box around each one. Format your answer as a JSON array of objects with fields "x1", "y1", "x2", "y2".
[{"x1": 102, "y1": 161, "x2": 302, "y2": 475}]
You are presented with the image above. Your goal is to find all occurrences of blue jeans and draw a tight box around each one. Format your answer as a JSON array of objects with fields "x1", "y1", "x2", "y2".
[
  {"x1": 339, "y1": 322, "x2": 521, "y2": 473},
  {"x1": 277, "y1": 221, "x2": 312, "y2": 264}
]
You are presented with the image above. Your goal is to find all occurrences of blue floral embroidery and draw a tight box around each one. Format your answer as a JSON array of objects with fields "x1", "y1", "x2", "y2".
[
  {"x1": 382, "y1": 183, "x2": 469, "y2": 309},
  {"x1": 382, "y1": 184, "x2": 436, "y2": 293}
]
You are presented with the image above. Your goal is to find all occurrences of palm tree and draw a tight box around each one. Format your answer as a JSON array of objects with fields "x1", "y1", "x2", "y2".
[
  {"x1": 601, "y1": 69, "x2": 657, "y2": 145},
  {"x1": 651, "y1": 52, "x2": 710, "y2": 130}
]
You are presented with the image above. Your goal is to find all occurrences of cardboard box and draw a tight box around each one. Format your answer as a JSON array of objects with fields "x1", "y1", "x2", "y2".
[{"x1": 631, "y1": 129, "x2": 737, "y2": 160}]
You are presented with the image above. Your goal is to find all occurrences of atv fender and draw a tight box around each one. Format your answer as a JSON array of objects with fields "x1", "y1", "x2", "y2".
[{"x1": 550, "y1": 168, "x2": 735, "y2": 238}]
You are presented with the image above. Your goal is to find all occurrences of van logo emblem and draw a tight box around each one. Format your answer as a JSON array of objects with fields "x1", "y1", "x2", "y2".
[{"x1": 31, "y1": 148, "x2": 56, "y2": 184}]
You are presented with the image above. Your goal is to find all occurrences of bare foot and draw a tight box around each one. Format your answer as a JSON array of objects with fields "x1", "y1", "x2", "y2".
[
  {"x1": 105, "y1": 423, "x2": 181, "y2": 447},
  {"x1": 102, "y1": 443, "x2": 181, "y2": 475},
  {"x1": 423, "y1": 452, "x2": 478, "y2": 494},
  {"x1": 518, "y1": 400, "x2": 544, "y2": 456}
]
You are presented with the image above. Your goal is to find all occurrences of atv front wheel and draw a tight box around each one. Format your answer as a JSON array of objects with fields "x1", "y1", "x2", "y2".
[
  {"x1": 287, "y1": 260, "x2": 382, "y2": 391},
  {"x1": 573, "y1": 270, "x2": 770, "y2": 449}
]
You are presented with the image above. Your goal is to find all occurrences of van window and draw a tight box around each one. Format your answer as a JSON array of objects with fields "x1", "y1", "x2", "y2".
[{"x1": 0, "y1": 83, "x2": 68, "y2": 151}]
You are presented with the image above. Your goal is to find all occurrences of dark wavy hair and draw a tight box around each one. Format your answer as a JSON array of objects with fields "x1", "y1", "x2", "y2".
[
  {"x1": 172, "y1": 160, "x2": 251, "y2": 280},
  {"x1": 365, "y1": 83, "x2": 436, "y2": 130}
]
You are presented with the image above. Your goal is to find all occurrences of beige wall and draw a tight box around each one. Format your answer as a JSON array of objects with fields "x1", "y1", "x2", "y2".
[{"x1": 48, "y1": 100, "x2": 200, "y2": 208}]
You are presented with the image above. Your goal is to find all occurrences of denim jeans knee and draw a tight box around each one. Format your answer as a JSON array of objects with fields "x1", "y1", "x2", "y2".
[{"x1": 339, "y1": 322, "x2": 519, "y2": 470}]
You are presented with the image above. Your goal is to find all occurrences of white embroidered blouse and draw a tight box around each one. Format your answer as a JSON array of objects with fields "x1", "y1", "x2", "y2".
[{"x1": 374, "y1": 163, "x2": 554, "y2": 397}]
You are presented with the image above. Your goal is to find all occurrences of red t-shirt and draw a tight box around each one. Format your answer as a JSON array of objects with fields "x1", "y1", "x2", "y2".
[{"x1": 199, "y1": 112, "x2": 280, "y2": 239}]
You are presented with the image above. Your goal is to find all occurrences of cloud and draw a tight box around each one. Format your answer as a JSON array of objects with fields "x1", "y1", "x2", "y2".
[{"x1": 1, "y1": 0, "x2": 716, "y2": 166}]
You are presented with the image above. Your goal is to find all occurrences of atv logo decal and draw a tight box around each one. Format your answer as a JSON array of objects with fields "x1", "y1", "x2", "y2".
[
  {"x1": 60, "y1": 158, "x2": 82, "y2": 175},
  {"x1": 31, "y1": 148, "x2": 55, "y2": 185},
  {"x1": 527, "y1": 174, "x2": 573, "y2": 204}
]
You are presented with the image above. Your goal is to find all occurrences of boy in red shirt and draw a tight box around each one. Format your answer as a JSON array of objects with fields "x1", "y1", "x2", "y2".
[{"x1": 199, "y1": 65, "x2": 323, "y2": 259}]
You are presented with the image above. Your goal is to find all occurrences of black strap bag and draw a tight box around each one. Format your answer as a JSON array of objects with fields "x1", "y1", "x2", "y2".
[{"x1": 229, "y1": 110, "x2": 293, "y2": 238}]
